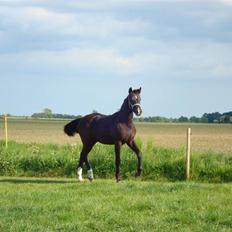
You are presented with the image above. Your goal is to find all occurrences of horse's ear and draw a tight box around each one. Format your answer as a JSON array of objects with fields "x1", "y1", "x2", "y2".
[
  {"x1": 128, "y1": 87, "x2": 133, "y2": 94},
  {"x1": 138, "y1": 87, "x2": 142, "y2": 93}
]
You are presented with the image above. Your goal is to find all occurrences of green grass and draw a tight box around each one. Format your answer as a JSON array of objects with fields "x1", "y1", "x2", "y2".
[
  {"x1": 1, "y1": 140, "x2": 232, "y2": 182},
  {"x1": 0, "y1": 177, "x2": 232, "y2": 232}
]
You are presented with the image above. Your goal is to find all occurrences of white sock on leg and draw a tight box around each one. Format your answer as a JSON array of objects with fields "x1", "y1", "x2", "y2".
[
  {"x1": 77, "y1": 167, "x2": 83, "y2": 181},
  {"x1": 87, "y1": 169, "x2": 94, "y2": 181}
]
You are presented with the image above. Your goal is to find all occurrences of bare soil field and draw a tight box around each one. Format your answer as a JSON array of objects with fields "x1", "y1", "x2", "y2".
[{"x1": 0, "y1": 119, "x2": 231, "y2": 154}]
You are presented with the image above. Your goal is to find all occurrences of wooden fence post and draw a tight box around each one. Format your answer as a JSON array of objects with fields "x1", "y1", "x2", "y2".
[
  {"x1": 4, "y1": 114, "x2": 8, "y2": 148},
  {"x1": 186, "y1": 128, "x2": 191, "y2": 180}
]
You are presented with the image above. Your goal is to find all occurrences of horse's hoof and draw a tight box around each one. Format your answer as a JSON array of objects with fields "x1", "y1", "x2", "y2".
[
  {"x1": 87, "y1": 169, "x2": 94, "y2": 182},
  {"x1": 77, "y1": 176, "x2": 84, "y2": 182},
  {"x1": 135, "y1": 171, "x2": 142, "y2": 177},
  {"x1": 88, "y1": 177, "x2": 94, "y2": 182},
  {"x1": 77, "y1": 167, "x2": 84, "y2": 182}
]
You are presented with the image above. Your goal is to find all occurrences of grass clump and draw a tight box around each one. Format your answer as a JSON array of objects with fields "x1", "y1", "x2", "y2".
[{"x1": 0, "y1": 140, "x2": 232, "y2": 182}]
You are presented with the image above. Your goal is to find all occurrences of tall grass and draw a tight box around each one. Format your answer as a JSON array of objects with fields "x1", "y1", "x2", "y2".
[{"x1": 0, "y1": 140, "x2": 232, "y2": 182}]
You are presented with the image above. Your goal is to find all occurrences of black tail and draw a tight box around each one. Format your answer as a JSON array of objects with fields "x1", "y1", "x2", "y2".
[{"x1": 64, "y1": 118, "x2": 81, "y2": 136}]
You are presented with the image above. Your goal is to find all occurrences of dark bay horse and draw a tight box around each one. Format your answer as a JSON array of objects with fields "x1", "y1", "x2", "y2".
[{"x1": 64, "y1": 87, "x2": 142, "y2": 182}]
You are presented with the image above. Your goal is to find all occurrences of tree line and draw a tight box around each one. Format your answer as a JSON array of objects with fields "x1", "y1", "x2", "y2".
[
  {"x1": 31, "y1": 108, "x2": 81, "y2": 119},
  {"x1": 134, "y1": 111, "x2": 232, "y2": 123},
  {"x1": 28, "y1": 109, "x2": 232, "y2": 123}
]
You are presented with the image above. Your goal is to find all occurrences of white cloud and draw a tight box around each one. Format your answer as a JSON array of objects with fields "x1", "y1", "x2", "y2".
[
  {"x1": 0, "y1": 47, "x2": 140, "y2": 76},
  {"x1": 0, "y1": 0, "x2": 232, "y2": 81},
  {"x1": 0, "y1": 5, "x2": 150, "y2": 39},
  {"x1": 220, "y1": 0, "x2": 232, "y2": 5},
  {"x1": 119, "y1": 39, "x2": 232, "y2": 80},
  {"x1": 1, "y1": 39, "x2": 231, "y2": 81},
  {"x1": 0, "y1": 6, "x2": 77, "y2": 34}
]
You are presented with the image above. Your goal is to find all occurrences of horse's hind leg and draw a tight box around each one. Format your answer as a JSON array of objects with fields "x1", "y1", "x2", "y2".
[
  {"x1": 77, "y1": 152, "x2": 85, "y2": 182},
  {"x1": 85, "y1": 155, "x2": 94, "y2": 181},
  {"x1": 77, "y1": 143, "x2": 94, "y2": 181}
]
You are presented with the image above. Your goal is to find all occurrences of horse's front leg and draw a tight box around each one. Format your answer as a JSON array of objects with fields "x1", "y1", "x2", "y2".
[
  {"x1": 114, "y1": 141, "x2": 121, "y2": 182},
  {"x1": 127, "y1": 140, "x2": 142, "y2": 177}
]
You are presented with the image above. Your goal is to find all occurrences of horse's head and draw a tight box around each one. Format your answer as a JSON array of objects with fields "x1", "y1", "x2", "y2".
[{"x1": 128, "y1": 87, "x2": 142, "y2": 116}]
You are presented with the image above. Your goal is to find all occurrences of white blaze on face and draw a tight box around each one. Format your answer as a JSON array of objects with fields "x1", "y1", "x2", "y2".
[{"x1": 137, "y1": 106, "x2": 142, "y2": 116}]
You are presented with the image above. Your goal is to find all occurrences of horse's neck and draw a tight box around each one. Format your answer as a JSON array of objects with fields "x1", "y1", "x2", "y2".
[{"x1": 117, "y1": 98, "x2": 133, "y2": 124}]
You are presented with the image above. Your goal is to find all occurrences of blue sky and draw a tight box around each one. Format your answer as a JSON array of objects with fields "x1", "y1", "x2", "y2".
[{"x1": 0, "y1": 0, "x2": 232, "y2": 117}]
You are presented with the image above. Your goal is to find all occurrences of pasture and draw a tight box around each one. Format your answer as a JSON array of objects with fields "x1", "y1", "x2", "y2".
[
  {"x1": 0, "y1": 118, "x2": 232, "y2": 231},
  {"x1": 0, "y1": 177, "x2": 232, "y2": 232},
  {"x1": 0, "y1": 118, "x2": 232, "y2": 153}
]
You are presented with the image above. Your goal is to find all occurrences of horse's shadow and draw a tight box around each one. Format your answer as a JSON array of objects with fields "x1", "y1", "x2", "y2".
[{"x1": 0, "y1": 178, "x2": 76, "y2": 184}]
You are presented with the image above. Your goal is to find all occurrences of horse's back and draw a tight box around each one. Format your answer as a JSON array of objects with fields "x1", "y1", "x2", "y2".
[
  {"x1": 77, "y1": 113, "x2": 114, "y2": 144},
  {"x1": 78, "y1": 112, "x2": 136, "y2": 145}
]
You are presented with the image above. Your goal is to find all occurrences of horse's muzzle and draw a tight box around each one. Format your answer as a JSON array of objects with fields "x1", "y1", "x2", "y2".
[{"x1": 133, "y1": 105, "x2": 142, "y2": 116}]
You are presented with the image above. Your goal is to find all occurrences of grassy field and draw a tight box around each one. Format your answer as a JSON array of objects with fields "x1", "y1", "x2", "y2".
[
  {"x1": 0, "y1": 118, "x2": 232, "y2": 153},
  {"x1": 0, "y1": 120, "x2": 231, "y2": 231},
  {"x1": 0, "y1": 177, "x2": 232, "y2": 232},
  {"x1": 1, "y1": 140, "x2": 232, "y2": 182},
  {"x1": 0, "y1": 118, "x2": 231, "y2": 181}
]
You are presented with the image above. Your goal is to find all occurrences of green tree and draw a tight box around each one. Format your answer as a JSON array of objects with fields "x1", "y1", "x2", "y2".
[
  {"x1": 44, "y1": 108, "x2": 52, "y2": 114},
  {"x1": 178, "y1": 116, "x2": 189, "y2": 122},
  {"x1": 190, "y1": 116, "x2": 200, "y2": 123}
]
